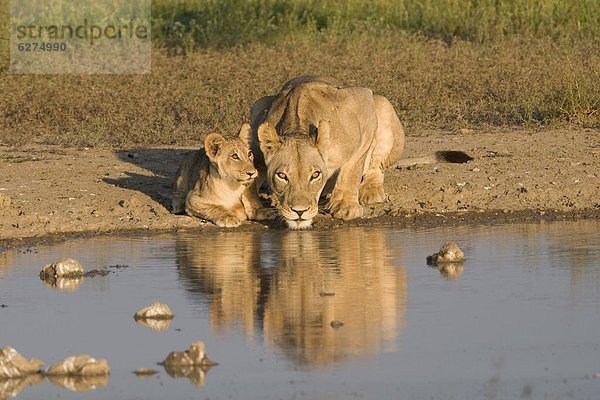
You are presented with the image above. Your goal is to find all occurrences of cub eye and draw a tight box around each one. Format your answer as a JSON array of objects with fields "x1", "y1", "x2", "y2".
[
  {"x1": 231, "y1": 153, "x2": 240, "y2": 160},
  {"x1": 276, "y1": 172, "x2": 288, "y2": 181},
  {"x1": 311, "y1": 171, "x2": 321, "y2": 180},
  {"x1": 248, "y1": 150, "x2": 253, "y2": 159}
]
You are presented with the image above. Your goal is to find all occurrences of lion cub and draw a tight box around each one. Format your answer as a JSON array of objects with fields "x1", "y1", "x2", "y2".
[{"x1": 172, "y1": 123, "x2": 264, "y2": 227}]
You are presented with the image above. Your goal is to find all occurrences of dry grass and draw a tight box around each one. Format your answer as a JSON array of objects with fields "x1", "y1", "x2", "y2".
[{"x1": 0, "y1": 1, "x2": 598, "y2": 148}]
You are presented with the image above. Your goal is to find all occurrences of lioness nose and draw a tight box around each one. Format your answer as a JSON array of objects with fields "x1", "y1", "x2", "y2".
[{"x1": 292, "y1": 207, "x2": 308, "y2": 218}]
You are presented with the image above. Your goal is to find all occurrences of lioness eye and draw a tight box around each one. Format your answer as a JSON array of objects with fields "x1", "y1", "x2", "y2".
[
  {"x1": 231, "y1": 153, "x2": 240, "y2": 160},
  {"x1": 311, "y1": 171, "x2": 321, "y2": 180},
  {"x1": 276, "y1": 172, "x2": 288, "y2": 181}
]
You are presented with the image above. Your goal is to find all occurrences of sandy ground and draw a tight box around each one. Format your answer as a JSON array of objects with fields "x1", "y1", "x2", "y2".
[{"x1": 1, "y1": 128, "x2": 599, "y2": 244}]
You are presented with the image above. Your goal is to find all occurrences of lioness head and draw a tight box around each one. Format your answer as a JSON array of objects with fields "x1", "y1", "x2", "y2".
[
  {"x1": 258, "y1": 121, "x2": 330, "y2": 229},
  {"x1": 205, "y1": 123, "x2": 257, "y2": 186}
]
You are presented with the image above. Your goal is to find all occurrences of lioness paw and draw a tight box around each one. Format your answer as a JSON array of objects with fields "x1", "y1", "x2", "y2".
[
  {"x1": 359, "y1": 170, "x2": 385, "y2": 205},
  {"x1": 329, "y1": 200, "x2": 363, "y2": 221},
  {"x1": 215, "y1": 214, "x2": 243, "y2": 228},
  {"x1": 359, "y1": 184, "x2": 385, "y2": 205}
]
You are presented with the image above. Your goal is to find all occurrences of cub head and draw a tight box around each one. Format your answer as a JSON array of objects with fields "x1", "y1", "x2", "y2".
[
  {"x1": 257, "y1": 121, "x2": 330, "y2": 229},
  {"x1": 205, "y1": 123, "x2": 257, "y2": 186}
]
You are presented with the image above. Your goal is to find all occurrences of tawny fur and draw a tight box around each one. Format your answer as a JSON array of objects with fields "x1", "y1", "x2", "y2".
[
  {"x1": 249, "y1": 76, "x2": 405, "y2": 228},
  {"x1": 249, "y1": 76, "x2": 472, "y2": 229},
  {"x1": 172, "y1": 124, "x2": 271, "y2": 227}
]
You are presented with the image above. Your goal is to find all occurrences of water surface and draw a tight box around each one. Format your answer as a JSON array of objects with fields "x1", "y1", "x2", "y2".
[{"x1": 1, "y1": 220, "x2": 600, "y2": 399}]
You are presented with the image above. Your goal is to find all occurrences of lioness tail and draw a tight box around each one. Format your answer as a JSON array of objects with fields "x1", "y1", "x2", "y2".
[{"x1": 393, "y1": 151, "x2": 473, "y2": 168}]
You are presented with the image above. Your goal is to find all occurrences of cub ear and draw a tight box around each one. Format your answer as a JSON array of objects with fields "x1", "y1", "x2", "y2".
[
  {"x1": 204, "y1": 132, "x2": 225, "y2": 161},
  {"x1": 315, "y1": 120, "x2": 330, "y2": 159},
  {"x1": 237, "y1": 123, "x2": 252, "y2": 146},
  {"x1": 257, "y1": 122, "x2": 281, "y2": 156}
]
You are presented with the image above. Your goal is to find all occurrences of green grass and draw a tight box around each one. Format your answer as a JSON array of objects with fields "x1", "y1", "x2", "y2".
[{"x1": 151, "y1": 0, "x2": 600, "y2": 51}]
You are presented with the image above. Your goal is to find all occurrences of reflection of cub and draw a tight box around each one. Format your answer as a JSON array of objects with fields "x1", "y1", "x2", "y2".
[
  {"x1": 175, "y1": 231, "x2": 261, "y2": 336},
  {"x1": 263, "y1": 229, "x2": 407, "y2": 366},
  {"x1": 172, "y1": 124, "x2": 265, "y2": 227}
]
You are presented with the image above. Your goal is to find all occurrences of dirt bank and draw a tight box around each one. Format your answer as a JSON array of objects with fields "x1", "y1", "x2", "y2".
[{"x1": 1, "y1": 128, "x2": 599, "y2": 244}]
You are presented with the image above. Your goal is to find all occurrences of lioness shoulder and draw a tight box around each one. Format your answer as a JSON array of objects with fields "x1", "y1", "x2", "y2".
[{"x1": 172, "y1": 124, "x2": 259, "y2": 227}]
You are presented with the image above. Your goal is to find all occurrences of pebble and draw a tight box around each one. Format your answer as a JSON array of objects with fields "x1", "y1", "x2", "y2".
[
  {"x1": 46, "y1": 355, "x2": 110, "y2": 376},
  {"x1": 0, "y1": 346, "x2": 44, "y2": 378},
  {"x1": 427, "y1": 242, "x2": 465, "y2": 265},
  {"x1": 0, "y1": 194, "x2": 11, "y2": 210},
  {"x1": 134, "y1": 302, "x2": 174, "y2": 320},
  {"x1": 133, "y1": 368, "x2": 158, "y2": 376},
  {"x1": 163, "y1": 341, "x2": 216, "y2": 367},
  {"x1": 39, "y1": 258, "x2": 84, "y2": 279}
]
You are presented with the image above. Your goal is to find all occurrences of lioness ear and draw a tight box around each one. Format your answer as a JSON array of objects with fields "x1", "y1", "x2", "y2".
[
  {"x1": 237, "y1": 123, "x2": 252, "y2": 146},
  {"x1": 205, "y1": 132, "x2": 225, "y2": 161},
  {"x1": 257, "y1": 122, "x2": 281, "y2": 156},
  {"x1": 315, "y1": 120, "x2": 330, "y2": 159}
]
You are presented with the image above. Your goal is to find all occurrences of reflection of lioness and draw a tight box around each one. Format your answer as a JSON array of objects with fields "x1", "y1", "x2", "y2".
[
  {"x1": 251, "y1": 76, "x2": 470, "y2": 229},
  {"x1": 172, "y1": 124, "x2": 266, "y2": 227}
]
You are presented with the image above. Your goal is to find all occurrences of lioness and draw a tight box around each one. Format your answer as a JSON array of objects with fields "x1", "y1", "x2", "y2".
[
  {"x1": 172, "y1": 123, "x2": 267, "y2": 227},
  {"x1": 250, "y1": 76, "x2": 470, "y2": 229},
  {"x1": 250, "y1": 76, "x2": 405, "y2": 229}
]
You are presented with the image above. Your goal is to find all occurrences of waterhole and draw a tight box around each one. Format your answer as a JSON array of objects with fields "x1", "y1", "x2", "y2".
[{"x1": 1, "y1": 220, "x2": 599, "y2": 399}]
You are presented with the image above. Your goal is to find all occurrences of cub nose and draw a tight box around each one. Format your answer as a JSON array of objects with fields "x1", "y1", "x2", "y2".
[
  {"x1": 291, "y1": 207, "x2": 308, "y2": 218},
  {"x1": 247, "y1": 170, "x2": 257, "y2": 179}
]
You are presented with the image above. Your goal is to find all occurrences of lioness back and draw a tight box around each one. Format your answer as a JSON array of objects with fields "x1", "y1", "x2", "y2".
[{"x1": 172, "y1": 124, "x2": 259, "y2": 227}]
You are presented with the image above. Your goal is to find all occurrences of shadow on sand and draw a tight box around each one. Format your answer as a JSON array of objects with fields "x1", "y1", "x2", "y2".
[{"x1": 103, "y1": 148, "x2": 194, "y2": 211}]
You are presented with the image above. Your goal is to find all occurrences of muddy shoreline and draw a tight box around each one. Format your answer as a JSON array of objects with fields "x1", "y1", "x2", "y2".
[
  {"x1": 1, "y1": 128, "x2": 599, "y2": 248},
  {"x1": 2, "y1": 209, "x2": 598, "y2": 252}
]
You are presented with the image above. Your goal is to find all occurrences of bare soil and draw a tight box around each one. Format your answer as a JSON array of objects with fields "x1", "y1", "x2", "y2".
[{"x1": 1, "y1": 128, "x2": 599, "y2": 244}]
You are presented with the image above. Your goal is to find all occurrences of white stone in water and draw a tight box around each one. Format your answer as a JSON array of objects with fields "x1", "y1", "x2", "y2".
[
  {"x1": 0, "y1": 346, "x2": 44, "y2": 378},
  {"x1": 162, "y1": 341, "x2": 217, "y2": 388},
  {"x1": 134, "y1": 302, "x2": 174, "y2": 320},
  {"x1": 163, "y1": 341, "x2": 216, "y2": 367},
  {"x1": 40, "y1": 258, "x2": 84, "y2": 278},
  {"x1": 427, "y1": 242, "x2": 465, "y2": 265},
  {"x1": 46, "y1": 355, "x2": 110, "y2": 376}
]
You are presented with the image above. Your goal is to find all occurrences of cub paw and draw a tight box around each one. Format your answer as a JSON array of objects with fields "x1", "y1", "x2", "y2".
[
  {"x1": 329, "y1": 200, "x2": 363, "y2": 221},
  {"x1": 252, "y1": 207, "x2": 278, "y2": 221},
  {"x1": 215, "y1": 214, "x2": 243, "y2": 228}
]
